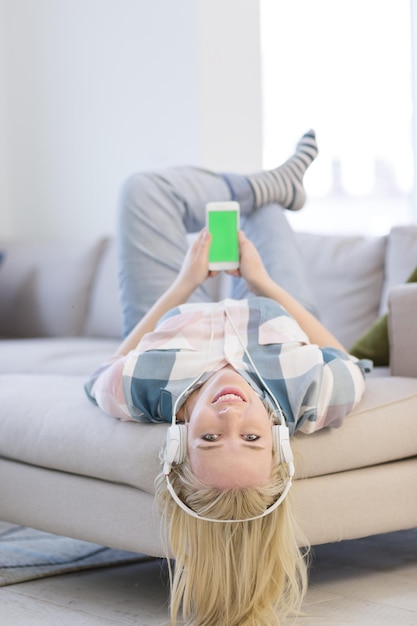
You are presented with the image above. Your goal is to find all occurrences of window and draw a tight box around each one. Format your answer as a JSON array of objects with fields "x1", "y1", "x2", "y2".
[{"x1": 260, "y1": 0, "x2": 414, "y2": 235}]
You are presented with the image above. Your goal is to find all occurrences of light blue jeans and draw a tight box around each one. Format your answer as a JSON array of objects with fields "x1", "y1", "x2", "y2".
[{"x1": 118, "y1": 167, "x2": 318, "y2": 336}]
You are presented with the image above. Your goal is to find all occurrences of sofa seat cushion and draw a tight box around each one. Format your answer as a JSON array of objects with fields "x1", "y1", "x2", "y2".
[
  {"x1": 1, "y1": 375, "x2": 417, "y2": 494},
  {"x1": 0, "y1": 338, "x2": 119, "y2": 376},
  {"x1": 293, "y1": 376, "x2": 417, "y2": 478},
  {"x1": 0, "y1": 375, "x2": 163, "y2": 495}
]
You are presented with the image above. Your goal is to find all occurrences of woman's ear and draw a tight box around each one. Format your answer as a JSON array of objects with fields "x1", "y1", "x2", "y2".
[
  {"x1": 175, "y1": 405, "x2": 187, "y2": 423},
  {"x1": 177, "y1": 384, "x2": 201, "y2": 423}
]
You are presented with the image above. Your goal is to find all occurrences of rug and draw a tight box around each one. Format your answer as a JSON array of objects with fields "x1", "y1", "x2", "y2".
[{"x1": 0, "y1": 521, "x2": 156, "y2": 587}]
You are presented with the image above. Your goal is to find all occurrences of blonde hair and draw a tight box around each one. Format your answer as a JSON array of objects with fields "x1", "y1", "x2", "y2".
[{"x1": 154, "y1": 454, "x2": 309, "y2": 626}]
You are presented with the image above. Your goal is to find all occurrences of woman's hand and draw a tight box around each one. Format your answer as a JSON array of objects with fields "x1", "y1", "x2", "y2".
[
  {"x1": 176, "y1": 229, "x2": 215, "y2": 292},
  {"x1": 177, "y1": 228, "x2": 275, "y2": 297},
  {"x1": 227, "y1": 231, "x2": 273, "y2": 296},
  {"x1": 116, "y1": 229, "x2": 213, "y2": 356}
]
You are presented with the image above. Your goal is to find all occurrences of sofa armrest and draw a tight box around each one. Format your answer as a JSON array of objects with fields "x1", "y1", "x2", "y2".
[{"x1": 388, "y1": 284, "x2": 417, "y2": 377}]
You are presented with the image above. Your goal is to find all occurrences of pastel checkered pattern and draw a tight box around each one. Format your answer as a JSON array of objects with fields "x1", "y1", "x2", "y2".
[{"x1": 85, "y1": 297, "x2": 370, "y2": 435}]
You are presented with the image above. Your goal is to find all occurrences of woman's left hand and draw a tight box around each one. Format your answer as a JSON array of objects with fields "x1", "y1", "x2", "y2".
[
  {"x1": 176, "y1": 229, "x2": 216, "y2": 292},
  {"x1": 115, "y1": 229, "x2": 214, "y2": 355}
]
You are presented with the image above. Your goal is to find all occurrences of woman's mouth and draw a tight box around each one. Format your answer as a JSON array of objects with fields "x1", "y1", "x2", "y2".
[{"x1": 212, "y1": 387, "x2": 247, "y2": 404}]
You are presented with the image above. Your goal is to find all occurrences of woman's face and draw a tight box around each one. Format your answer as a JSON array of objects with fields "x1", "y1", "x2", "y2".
[{"x1": 184, "y1": 366, "x2": 274, "y2": 489}]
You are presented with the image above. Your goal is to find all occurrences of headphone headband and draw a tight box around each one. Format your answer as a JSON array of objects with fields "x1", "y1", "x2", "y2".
[{"x1": 165, "y1": 473, "x2": 293, "y2": 523}]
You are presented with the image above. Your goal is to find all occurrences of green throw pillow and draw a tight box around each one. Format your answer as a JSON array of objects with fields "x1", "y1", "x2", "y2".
[{"x1": 350, "y1": 265, "x2": 417, "y2": 366}]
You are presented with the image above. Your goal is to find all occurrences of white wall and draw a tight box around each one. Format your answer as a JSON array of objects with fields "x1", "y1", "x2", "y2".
[
  {"x1": 0, "y1": 0, "x2": 262, "y2": 242},
  {"x1": 196, "y1": 0, "x2": 262, "y2": 171}
]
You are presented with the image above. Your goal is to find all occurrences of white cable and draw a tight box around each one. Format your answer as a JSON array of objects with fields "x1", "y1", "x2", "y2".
[{"x1": 224, "y1": 305, "x2": 286, "y2": 425}]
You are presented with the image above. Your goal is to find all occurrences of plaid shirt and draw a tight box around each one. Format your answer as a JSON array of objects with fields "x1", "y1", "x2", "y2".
[{"x1": 85, "y1": 297, "x2": 370, "y2": 435}]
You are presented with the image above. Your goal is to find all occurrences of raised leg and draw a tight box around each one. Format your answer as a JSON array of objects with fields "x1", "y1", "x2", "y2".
[
  {"x1": 118, "y1": 141, "x2": 320, "y2": 336},
  {"x1": 118, "y1": 167, "x2": 233, "y2": 335}
]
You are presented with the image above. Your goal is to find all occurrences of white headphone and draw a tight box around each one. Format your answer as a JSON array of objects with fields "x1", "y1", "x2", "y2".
[{"x1": 163, "y1": 419, "x2": 295, "y2": 523}]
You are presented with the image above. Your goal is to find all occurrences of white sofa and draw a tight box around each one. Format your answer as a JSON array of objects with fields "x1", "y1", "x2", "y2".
[{"x1": 1, "y1": 225, "x2": 417, "y2": 556}]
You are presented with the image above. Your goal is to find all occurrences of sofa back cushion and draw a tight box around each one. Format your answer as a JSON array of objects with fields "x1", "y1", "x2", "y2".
[
  {"x1": 77, "y1": 233, "x2": 388, "y2": 345},
  {"x1": 296, "y1": 232, "x2": 386, "y2": 348},
  {"x1": 1, "y1": 226, "x2": 415, "y2": 344},
  {"x1": 0, "y1": 239, "x2": 106, "y2": 337},
  {"x1": 83, "y1": 239, "x2": 123, "y2": 338}
]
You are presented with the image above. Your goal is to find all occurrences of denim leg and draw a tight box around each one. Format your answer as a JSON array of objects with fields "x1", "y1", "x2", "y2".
[
  {"x1": 118, "y1": 167, "x2": 234, "y2": 335},
  {"x1": 118, "y1": 167, "x2": 318, "y2": 336}
]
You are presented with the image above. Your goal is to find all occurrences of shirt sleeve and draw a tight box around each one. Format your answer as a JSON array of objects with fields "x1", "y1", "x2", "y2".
[
  {"x1": 84, "y1": 356, "x2": 134, "y2": 421},
  {"x1": 296, "y1": 348, "x2": 372, "y2": 434}
]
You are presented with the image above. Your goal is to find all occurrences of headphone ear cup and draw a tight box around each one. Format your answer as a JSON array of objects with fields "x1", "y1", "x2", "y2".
[
  {"x1": 163, "y1": 424, "x2": 187, "y2": 474},
  {"x1": 272, "y1": 424, "x2": 294, "y2": 476},
  {"x1": 272, "y1": 424, "x2": 282, "y2": 463}
]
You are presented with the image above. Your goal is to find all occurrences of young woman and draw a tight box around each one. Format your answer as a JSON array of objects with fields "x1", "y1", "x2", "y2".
[{"x1": 85, "y1": 131, "x2": 370, "y2": 626}]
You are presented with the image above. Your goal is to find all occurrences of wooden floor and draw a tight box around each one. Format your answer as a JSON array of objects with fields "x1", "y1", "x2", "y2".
[{"x1": 1, "y1": 528, "x2": 416, "y2": 625}]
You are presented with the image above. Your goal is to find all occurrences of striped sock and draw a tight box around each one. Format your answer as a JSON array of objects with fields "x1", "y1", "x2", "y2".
[{"x1": 246, "y1": 130, "x2": 318, "y2": 211}]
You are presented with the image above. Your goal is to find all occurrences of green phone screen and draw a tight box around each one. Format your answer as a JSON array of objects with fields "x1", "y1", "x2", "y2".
[{"x1": 208, "y1": 210, "x2": 239, "y2": 262}]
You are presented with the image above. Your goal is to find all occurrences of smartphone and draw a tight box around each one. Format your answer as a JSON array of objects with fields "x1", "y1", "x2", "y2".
[{"x1": 206, "y1": 201, "x2": 240, "y2": 271}]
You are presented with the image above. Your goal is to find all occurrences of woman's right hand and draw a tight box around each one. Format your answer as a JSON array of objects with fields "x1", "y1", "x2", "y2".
[{"x1": 227, "y1": 231, "x2": 274, "y2": 296}]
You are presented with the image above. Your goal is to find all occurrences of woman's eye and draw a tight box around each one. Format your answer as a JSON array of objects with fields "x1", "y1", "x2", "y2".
[
  {"x1": 202, "y1": 434, "x2": 220, "y2": 442},
  {"x1": 243, "y1": 434, "x2": 260, "y2": 442}
]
